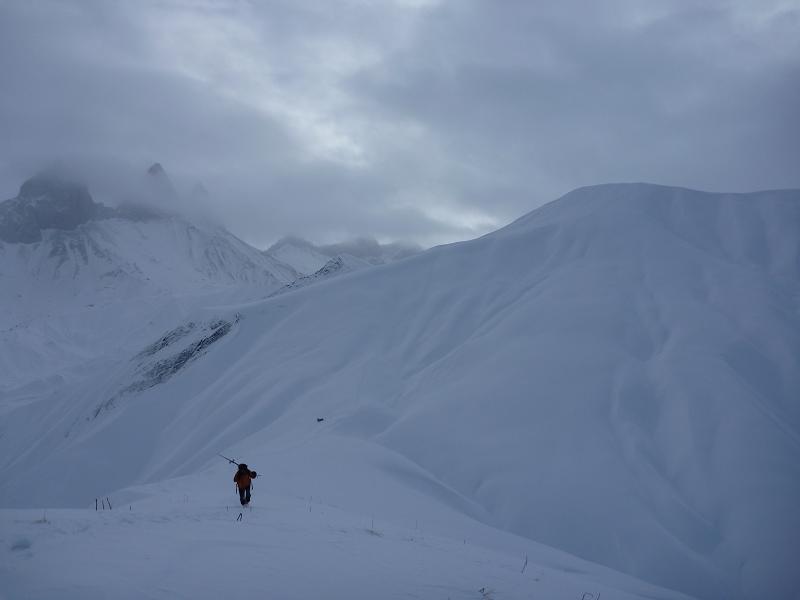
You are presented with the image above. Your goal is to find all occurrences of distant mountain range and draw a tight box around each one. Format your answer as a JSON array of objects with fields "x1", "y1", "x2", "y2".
[
  {"x1": 0, "y1": 165, "x2": 420, "y2": 300},
  {"x1": 0, "y1": 165, "x2": 417, "y2": 387},
  {"x1": 265, "y1": 235, "x2": 420, "y2": 276}
]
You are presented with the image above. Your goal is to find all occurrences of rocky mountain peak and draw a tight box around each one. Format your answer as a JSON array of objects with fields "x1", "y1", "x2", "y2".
[
  {"x1": 18, "y1": 171, "x2": 91, "y2": 202},
  {"x1": 0, "y1": 172, "x2": 110, "y2": 243},
  {"x1": 147, "y1": 162, "x2": 166, "y2": 177},
  {"x1": 144, "y1": 162, "x2": 177, "y2": 200}
]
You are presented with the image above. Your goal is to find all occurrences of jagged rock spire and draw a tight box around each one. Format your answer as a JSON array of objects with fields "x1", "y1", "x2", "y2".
[
  {"x1": 147, "y1": 162, "x2": 166, "y2": 177},
  {"x1": 0, "y1": 172, "x2": 103, "y2": 243}
]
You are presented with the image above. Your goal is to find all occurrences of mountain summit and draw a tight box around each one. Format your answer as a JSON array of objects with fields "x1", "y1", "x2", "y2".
[
  {"x1": 144, "y1": 161, "x2": 177, "y2": 200},
  {"x1": 146, "y1": 162, "x2": 166, "y2": 177},
  {"x1": 0, "y1": 170, "x2": 298, "y2": 386},
  {"x1": 0, "y1": 172, "x2": 111, "y2": 243}
]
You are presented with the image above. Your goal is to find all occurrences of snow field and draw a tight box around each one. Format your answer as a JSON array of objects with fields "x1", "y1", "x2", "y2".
[
  {"x1": 1, "y1": 472, "x2": 693, "y2": 600},
  {"x1": 2, "y1": 183, "x2": 799, "y2": 600}
]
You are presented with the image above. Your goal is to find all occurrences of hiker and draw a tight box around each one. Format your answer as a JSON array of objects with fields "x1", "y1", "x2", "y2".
[{"x1": 234, "y1": 463, "x2": 257, "y2": 506}]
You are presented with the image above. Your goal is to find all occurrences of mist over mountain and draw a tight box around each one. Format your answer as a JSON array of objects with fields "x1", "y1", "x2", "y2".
[
  {"x1": 319, "y1": 237, "x2": 421, "y2": 264},
  {"x1": 0, "y1": 167, "x2": 297, "y2": 391},
  {"x1": 0, "y1": 170, "x2": 157, "y2": 244},
  {"x1": 2, "y1": 1, "x2": 797, "y2": 597},
  {"x1": 266, "y1": 235, "x2": 421, "y2": 275},
  {"x1": 0, "y1": 167, "x2": 293, "y2": 285},
  {"x1": 0, "y1": 166, "x2": 422, "y2": 393}
]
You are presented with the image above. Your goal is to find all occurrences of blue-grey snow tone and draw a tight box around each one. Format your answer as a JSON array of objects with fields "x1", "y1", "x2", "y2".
[
  {"x1": 1, "y1": 3, "x2": 799, "y2": 600},
  {"x1": 1, "y1": 0, "x2": 798, "y2": 247}
]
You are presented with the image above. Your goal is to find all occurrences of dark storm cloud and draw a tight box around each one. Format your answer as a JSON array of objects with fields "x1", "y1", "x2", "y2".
[
  {"x1": 1, "y1": 0, "x2": 797, "y2": 248},
  {"x1": 350, "y1": 1, "x2": 800, "y2": 217}
]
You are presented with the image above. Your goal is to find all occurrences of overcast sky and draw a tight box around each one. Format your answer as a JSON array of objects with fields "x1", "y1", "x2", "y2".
[{"x1": 1, "y1": 0, "x2": 798, "y2": 248}]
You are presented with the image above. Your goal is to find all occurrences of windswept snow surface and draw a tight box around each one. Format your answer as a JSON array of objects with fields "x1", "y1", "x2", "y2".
[
  {"x1": 0, "y1": 476, "x2": 693, "y2": 600},
  {"x1": 2, "y1": 183, "x2": 799, "y2": 600}
]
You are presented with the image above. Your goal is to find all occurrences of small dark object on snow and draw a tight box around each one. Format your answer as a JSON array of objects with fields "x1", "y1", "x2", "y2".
[{"x1": 317, "y1": 417, "x2": 324, "y2": 422}]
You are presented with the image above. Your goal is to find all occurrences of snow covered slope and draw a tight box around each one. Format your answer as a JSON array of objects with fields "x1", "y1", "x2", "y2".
[
  {"x1": 1, "y1": 490, "x2": 693, "y2": 600},
  {"x1": 269, "y1": 254, "x2": 373, "y2": 297},
  {"x1": 265, "y1": 236, "x2": 335, "y2": 275},
  {"x1": 0, "y1": 173, "x2": 296, "y2": 305},
  {"x1": 0, "y1": 173, "x2": 297, "y2": 388},
  {"x1": 2, "y1": 183, "x2": 798, "y2": 600}
]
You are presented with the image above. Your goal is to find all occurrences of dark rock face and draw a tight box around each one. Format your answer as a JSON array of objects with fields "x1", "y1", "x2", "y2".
[
  {"x1": 147, "y1": 162, "x2": 166, "y2": 177},
  {"x1": 145, "y1": 162, "x2": 177, "y2": 199},
  {"x1": 19, "y1": 173, "x2": 92, "y2": 203},
  {"x1": 92, "y1": 317, "x2": 239, "y2": 419},
  {"x1": 0, "y1": 174, "x2": 107, "y2": 243},
  {"x1": 269, "y1": 257, "x2": 348, "y2": 297},
  {"x1": 0, "y1": 173, "x2": 161, "y2": 244}
]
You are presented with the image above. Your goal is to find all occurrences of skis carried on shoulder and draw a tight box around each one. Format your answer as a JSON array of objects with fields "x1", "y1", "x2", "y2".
[
  {"x1": 219, "y1": 453, "x2": 239, "y2": 466},
  {"x1": 222, "y1": 452, "x2": 259, "y2": 522}
]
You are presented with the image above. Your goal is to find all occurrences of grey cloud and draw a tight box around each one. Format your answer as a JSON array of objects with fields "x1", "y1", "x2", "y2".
[
  {"x1": 350, "y1": 1, "x2": 800, "y2": 213},
  {"x1": 1, "y1": 0, "x2": 797, "y2": 248}
]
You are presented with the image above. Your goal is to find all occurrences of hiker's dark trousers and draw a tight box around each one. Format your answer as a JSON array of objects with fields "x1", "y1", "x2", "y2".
[{"x1": 238, "y1": 486, "x2": 251, "y2": 506}]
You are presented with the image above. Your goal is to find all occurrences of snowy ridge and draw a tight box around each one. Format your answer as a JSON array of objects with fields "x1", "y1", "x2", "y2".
[
  {"x1": 1, "y1": 183, "x2": 799, "y2": 600},
  {"x1": 0, "y1": 170, "x2": 299, "y2": 303},
  {"x1": 0, "y1": 216, "x2": 295, "y2": 387},
  {"x1": 269, "y1": 254, "x2": 372, "y2": 297},
  {"x1": 265, "y1": 235, "x2": 420, "y2": 275},
  {"x1": 265, "y1": 236, "x2": 333, "y2": 275},
  {"x1": 0, "y1": 174, "x2": 298, "y2": 391},
  {"x1": 0, "y1": 216, "x2": 296, "y2": 299}
]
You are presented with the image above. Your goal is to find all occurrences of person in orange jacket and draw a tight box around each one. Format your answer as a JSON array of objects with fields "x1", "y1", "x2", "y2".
[{"x1": 234, "y1": 463, "x2": 257, "y2": 506}]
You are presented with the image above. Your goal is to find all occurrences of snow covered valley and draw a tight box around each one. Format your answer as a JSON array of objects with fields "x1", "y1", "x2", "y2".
[{"x1": 2, "y1": 182, "x2": 799, "y2": 600}]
